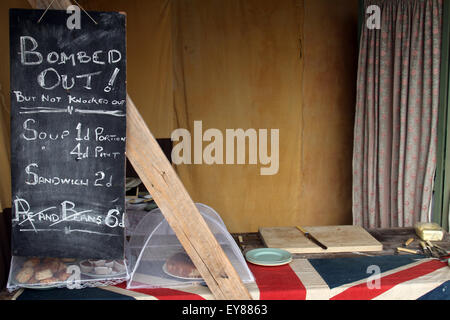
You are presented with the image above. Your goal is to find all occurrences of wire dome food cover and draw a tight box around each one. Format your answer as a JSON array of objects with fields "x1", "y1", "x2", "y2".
[
  {"x1": 126, "y1": 203, "x2": 255, "y2": 289},
  {"x1": 7, "y1": 256, "x2": 129, "y2": 291}
]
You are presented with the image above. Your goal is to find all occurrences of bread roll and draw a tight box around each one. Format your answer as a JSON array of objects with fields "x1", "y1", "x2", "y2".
[
  {"x1": 15, "y1": 267, "x2": 34, "y2": 283},
  {"x1": 23, "y1": 258, "x2": 40, "y2": 268},
  {"x1": 166, "y1": 252, "x2": 201, "y2": 279},
  {"x1": 35, "y1": 268, "x2": 53, "y2": 281},
  {"x1": 39, "y1": 277, "x2": 58, "y2": 284}
]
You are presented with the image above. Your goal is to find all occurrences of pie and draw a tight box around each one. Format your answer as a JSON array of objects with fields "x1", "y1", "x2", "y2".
[{"x1": 165, "y1": 252, "x2": 202, "y2": 279}]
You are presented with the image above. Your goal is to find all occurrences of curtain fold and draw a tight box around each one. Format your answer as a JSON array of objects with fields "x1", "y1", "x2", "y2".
[{"x1": 353, "y1": 0, "x2": 442, "y2": 228}]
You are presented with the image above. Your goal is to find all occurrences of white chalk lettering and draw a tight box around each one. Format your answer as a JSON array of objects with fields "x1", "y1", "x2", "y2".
[
  {"x1": 70, "y1": 143, "x2": 89, "y2": 160},
  {"x1": 37, "y1": 67, "x2": 61, "y2": 90},
  {"x1": 108, "y1": 50, "x2": 122, "y2": 64},
  {"x1": 19, "y1": 36, "x2": 43, "y2": 65},
  {"x1": 13, "y1": 91, "x2": 36, "y2": 103},
  {"x1": 76, "y1": 71, "x2": 102, "y2": 90},
  {"x1": 95, "y1": 127, "x2": 126, "y2": 142},
  {"x1": 41, "y1": 94, "x2": 62, "y2": 103},
  {"x1": 94, "y1": 146, "x2": 121, "y2": 159},
  {"x1": 18, "y1": 35, "x2": 122, "y2": 67},
  {"x1": 68, "y1": 95, "x2": 109, "y2": 105},
  {"x1": 59, "y1": 52, "x2": 76, "y2": 66},
  {"x1": 22, "y1": 119, "x2": 70, "y2": 141},
  {"x1": 25, "y1": 163, "x2": 89, "y2": 186}
]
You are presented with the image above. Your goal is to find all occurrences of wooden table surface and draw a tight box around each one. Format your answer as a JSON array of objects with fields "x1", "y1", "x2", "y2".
[
  {"x1": 232, "y1": 228, "x2": 450, "y2": 259},
  {"x1": 1, "y1": 227, "x2": 448, "y2": 300}
]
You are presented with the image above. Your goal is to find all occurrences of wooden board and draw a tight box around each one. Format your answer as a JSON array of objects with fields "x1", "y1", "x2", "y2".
[{"x1": 259, "y1": 226, "x2": 383, "y2": 254}]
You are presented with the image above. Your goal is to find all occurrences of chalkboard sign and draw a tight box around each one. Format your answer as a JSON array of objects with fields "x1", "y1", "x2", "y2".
[{"x1": 9, "y1": 9, "x2": 127, "y2": 259}]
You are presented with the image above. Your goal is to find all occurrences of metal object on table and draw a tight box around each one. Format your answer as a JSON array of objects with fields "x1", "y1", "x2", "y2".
[
  {"x1": 425, "y1": 241, "x2": 449, "y2": 259},
  {"x1": 420, "y1": 241, "x2": 434, "y2": 258},
  {"x1": 420, "y1": 241, "x2": 449, "y2": 259},
  {"x1": 432, "y1": 243, "x2": 449, "y2": 257},
  {"x1": 238, "y1": 235, "x2": 245, "y2": 253},
  {"x1": 404, "y1": 238, "x2": 415, "y2": 247},
  {"x1": 296, "y1": 226, "x2": 328, "y2": 250},
  {"x1": 397, "y1": 247, "x2": 418, "y2": 255},
  {"x1": 125, "y1": 177, "x2": 142, "y2": 192}
]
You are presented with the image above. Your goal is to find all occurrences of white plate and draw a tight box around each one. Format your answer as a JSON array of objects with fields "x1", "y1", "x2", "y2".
[
  {"x1": 125, "y1": 178, "x2": 141, "y2": 191},
  {"x1": 128, "y1": 198, "x2": 145, "y2": 204},
  {"x1": 81, "y1": 270, "x2": 127, "y2": 279},
  {"x1": 126, "y1": 203, "x2": 148, "y2": 211},
  {"x1": 245, "y1": 248, "x2": 293, "y2": 267},
  {"x1": 12, "y1": 271, "x2": 63, "y2": 290},
  {"x1": 79, "y1": 260, "x2": 127, "y2": 279},
  {"x1": 17, "y1": 283, "x2": 61, "y2": 290},
  {"x1": 162, "y1": 263, "x2": 204, "y2": 281}
]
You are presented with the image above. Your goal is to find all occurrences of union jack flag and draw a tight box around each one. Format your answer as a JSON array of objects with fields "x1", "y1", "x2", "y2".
[{"x1": 14, "y1": 255, "x2": 450, "y2": 300}]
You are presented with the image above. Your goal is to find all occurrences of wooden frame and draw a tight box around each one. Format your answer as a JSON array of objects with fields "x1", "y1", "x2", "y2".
[
  {"x1": 434, "y1": 0, "x2": 450, "y2": 231},
  {"x1": 27, "y1": 0, "x2": 251, "y2": 300}
]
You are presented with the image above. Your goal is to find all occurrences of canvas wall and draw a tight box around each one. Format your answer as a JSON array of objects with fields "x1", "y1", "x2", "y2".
[{"x1": 0, "y1": 0, "x2": 358, "y2": 232}]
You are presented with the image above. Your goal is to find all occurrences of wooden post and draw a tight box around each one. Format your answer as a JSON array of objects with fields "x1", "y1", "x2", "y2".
[
  {"x1": 28, "y1": 0, "x2": 252, "y2": 300},
  {"x1": 126, "y1": 96, "x2": 251, "y2": 299}
]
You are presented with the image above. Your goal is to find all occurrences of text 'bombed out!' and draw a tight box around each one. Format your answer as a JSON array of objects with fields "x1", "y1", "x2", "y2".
[{"x1": 10, "y1": 9, "x2": 127, "y2": 259}]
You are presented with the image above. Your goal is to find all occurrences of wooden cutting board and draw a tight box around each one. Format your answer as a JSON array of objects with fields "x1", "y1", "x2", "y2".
[{"x1": 259, "y1": 226, "x2": 383, "y2": 254}]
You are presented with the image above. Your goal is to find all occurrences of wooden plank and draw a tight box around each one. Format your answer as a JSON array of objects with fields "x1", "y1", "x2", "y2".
[
  {"x1": 259, "y1": 226, "x2": 383, "y2": 254},
  {"x1": 434, "y1": 0, "x2": 450, "y2": 230},
  {"x1": 125, "y1": 96, "x2": 251, "y2": 299},
  {"x1": 28, "y1": 0, "x2": 251, "y2": 300},
  {"x1": 442, "y1": 0, "x2": 450, "y2": 232}
]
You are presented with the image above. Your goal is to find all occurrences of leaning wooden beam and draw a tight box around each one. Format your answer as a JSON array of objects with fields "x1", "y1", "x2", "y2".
[
  {"x1": 126, "y1": 96, "x2": 252, "y2": 300},
  {"x1": 28, "y1": 0, "x2": 252, "y2": 300}
]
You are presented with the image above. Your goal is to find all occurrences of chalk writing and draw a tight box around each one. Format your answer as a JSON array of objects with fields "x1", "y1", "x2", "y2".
[
  {"x1": 10, "y1": 9, "x2": 127, "y2": 259},
  {"x1": 13, "y1": 197, "x2": 124, "y2": 233}
]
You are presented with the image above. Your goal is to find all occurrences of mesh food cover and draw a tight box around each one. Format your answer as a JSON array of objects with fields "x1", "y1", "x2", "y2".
[
  {"x1": 7, "y1": 256, "x2": 128, "y2": 291},
  {"x1": 126, "y1": 203, "x2": 254, "y2": 289}
]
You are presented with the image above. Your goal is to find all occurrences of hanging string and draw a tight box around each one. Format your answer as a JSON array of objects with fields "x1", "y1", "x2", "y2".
[
  {"x1": 73, "y1": 0, "x2": 98, "y2": 25},
  {"x1": 37, "y1": 0, "x2": 98, "y2": 25},
  {"x1": 37, "y1": 0, "x2": 56, "y2": 23}
]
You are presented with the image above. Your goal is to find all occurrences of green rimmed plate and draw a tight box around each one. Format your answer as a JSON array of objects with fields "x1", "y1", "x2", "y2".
[{"x1": 245, "y1": 248, "x2": 292, "y2": 267}]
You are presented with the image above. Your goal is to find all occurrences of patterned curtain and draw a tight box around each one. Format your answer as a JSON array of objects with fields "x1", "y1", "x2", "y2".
[{"x1": 353, "y1": 0, "x2": 443, "y2": 228}]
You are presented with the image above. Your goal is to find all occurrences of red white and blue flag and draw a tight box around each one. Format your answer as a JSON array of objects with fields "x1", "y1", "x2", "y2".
[{"x1": 15, "y1": 255, "x2": 450, "y2": 300}]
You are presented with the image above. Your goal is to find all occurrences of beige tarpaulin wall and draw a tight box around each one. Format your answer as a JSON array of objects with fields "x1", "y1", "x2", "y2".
[{"x1": 0, "y1": 0, "x2": 358, "y2": 233}]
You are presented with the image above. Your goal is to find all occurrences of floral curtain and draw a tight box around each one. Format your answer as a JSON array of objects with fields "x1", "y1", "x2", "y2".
[{"x1": 353, "y1": 0, "x2": 443, "y2": 228}]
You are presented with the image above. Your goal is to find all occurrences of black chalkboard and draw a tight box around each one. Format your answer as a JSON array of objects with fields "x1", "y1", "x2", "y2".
[{"x1": 9, "y1": 9, "x2": 127, "y2": 259}]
